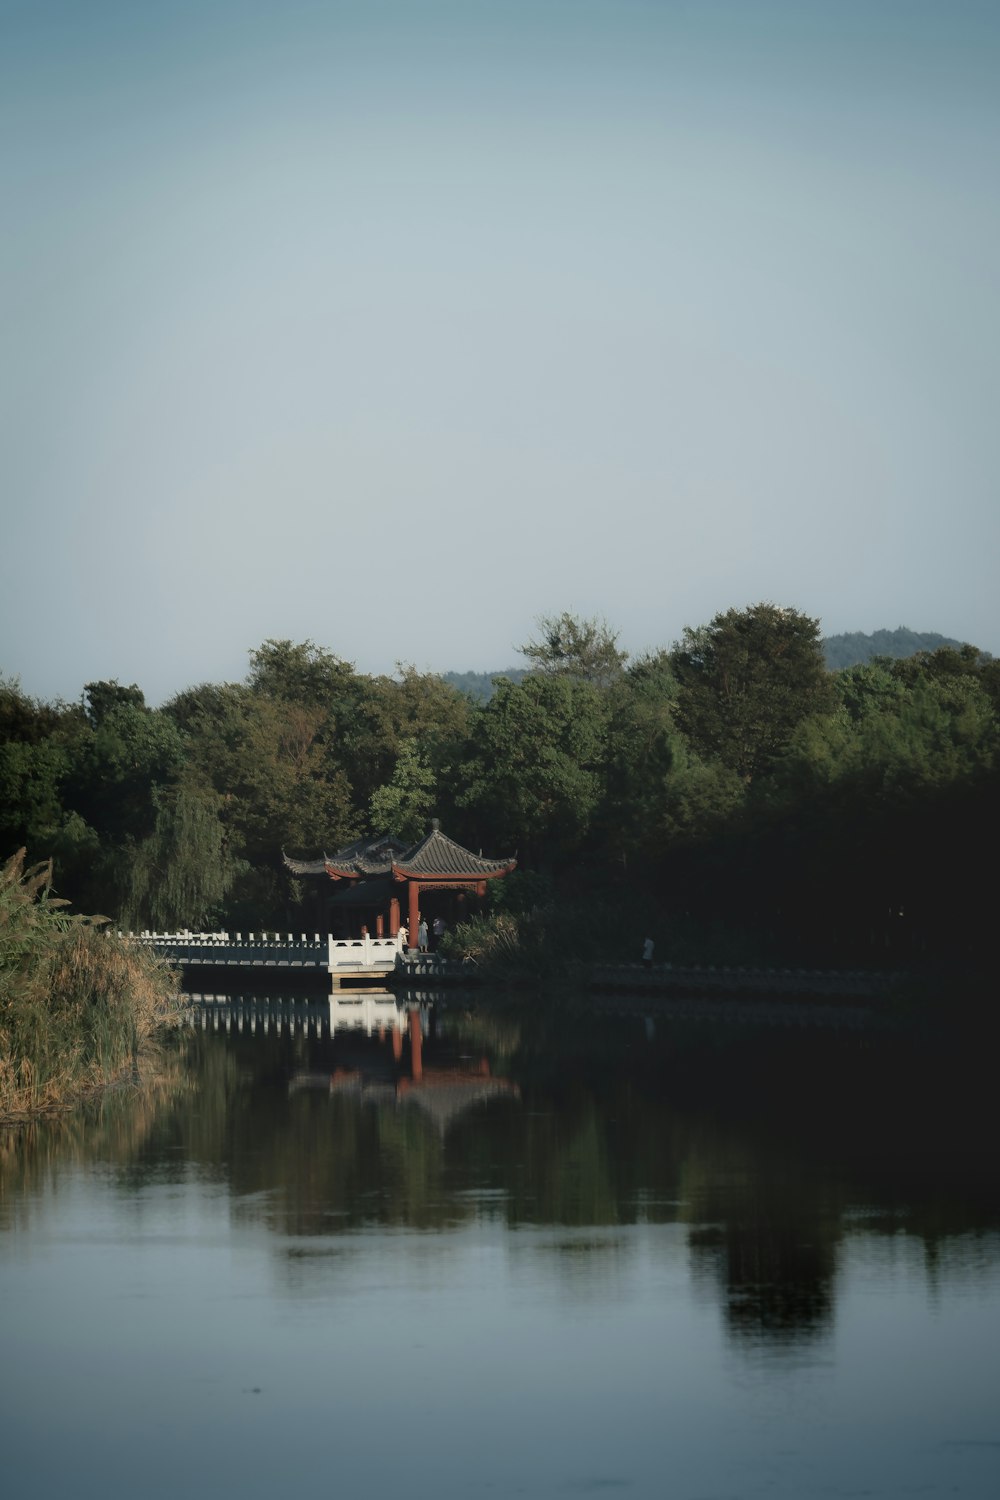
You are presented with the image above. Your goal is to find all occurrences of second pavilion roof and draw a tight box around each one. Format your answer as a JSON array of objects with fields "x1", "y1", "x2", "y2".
[{"x1": 283, "y1": 821, "x2": 515, "y2": 882}]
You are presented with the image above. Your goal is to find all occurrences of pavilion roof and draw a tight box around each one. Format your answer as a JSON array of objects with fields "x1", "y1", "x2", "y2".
[
  {"x1": 325, "y1": 833, "x2": 409, "y2": 877},
  {"x1": 282, "y1": 833, "x2": 408, "y2": 879},
  {"x1": 282, "y1": 853, "x2": 329, "y2": 876},
  {"x1": 397, "y1": 1074, "x2": 521, "y2": 1133},
  {"x1": 284, "y1": 823, "x2": 514, "y2": 882},
  {"x1": 392, "y1": 823, "x2": 515, "y2": 879}
]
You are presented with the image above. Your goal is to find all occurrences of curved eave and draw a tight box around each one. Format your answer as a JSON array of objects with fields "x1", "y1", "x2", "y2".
[
  {"x1": 391, "y1": 859, "x2": 516, "y2": 882},
  {"x1": 283, "y1": 851, "x2": 330, "y2": 876}
]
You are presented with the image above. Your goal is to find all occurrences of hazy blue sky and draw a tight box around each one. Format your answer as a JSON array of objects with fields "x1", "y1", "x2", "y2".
[{"x1": 2, "y1": 0, "x2": 998, "y2": 704}]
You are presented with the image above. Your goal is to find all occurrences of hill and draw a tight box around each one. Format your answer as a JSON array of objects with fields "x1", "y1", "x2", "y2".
[
  {"x1": 440, "y1": 668, "x2": 528, "y2": 702},
  {"x1": 821, "y1": 628, "x2": 970, "y2": 670},
  {"x1": 441, "y1": 630, "x2": 984, "y2": 698}
]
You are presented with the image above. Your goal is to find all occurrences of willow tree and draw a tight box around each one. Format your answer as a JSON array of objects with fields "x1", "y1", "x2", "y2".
[{"x1": 123, "y1": 785, "x2": 244, "y2": 931}]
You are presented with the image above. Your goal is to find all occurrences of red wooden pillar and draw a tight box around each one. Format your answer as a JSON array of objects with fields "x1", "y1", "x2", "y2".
[
  {"x1": 408, "y1": 1008, "x2": 423, "y2": 1082},
  {"x1": 408, "y1": 880, "x2": 420, "y2": 952},
  {"x1": 389, "y1": 895, "x2": 400, "y2": 938},
  {"x1": 375, "y1": 913, "x2": 384, "y2": 937},
  {"x1": 392, "y1": 1024, "x2": 402, "y2": 1061}
]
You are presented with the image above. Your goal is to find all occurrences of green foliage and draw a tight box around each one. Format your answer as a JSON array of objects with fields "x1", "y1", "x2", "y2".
[
  {"x1": 440, "y1": 910, "x2": 524, "y2": 967},
  {"x1": 0, "y1": 737, "x2": 69, "y2": 850},
  {"x1": 821, "y1": 627, "x2": 971, "y2": 670},
  {"x1": 247, "y1": 639, "x2": 359, "y2": 706},
  {"x1": 0, "y1": 679, "x2": 79, "y2": 858},
  {"x1": 66, "y1": 701, "x2": 185, "y2": 846},
  {"x1": 4, "y1": 611, "x2": 997, "y2": 964},
  {"x1": 0, "y1": 849, "x2": 175, "y2": 1119},
  {"x1": 369, "y1": 739, "x2": 436, "y2": 845},
  {"x1": 1, "y1": 674, "x2": 72, "y2": 742},
  {"x1": 457, "y1": 673, "x2": 608, "y2": 862},
  {"x1": 485, "y1": 868, "x2": 555, "y2": 917},
  {"x1": 83, "y1": 679, "x2": 147, "y2": 727},
  {"x1": 439, "y1": 668, "x2": 528, "y2": 702},
  {"x1": 122, "y1": 785, "x2": 245, "y2": 931},
  {"x1": 173, "y1": 682, "x2": 356, "y2": 868},
  {"x1": 779, "y1": 658, "x2": 997, "y2": 802},
  {"x1": 518, "y1": 612, "x2": 628, "y2": 685},
  {"x1": 599, "y1": 650, "x2": 742, "y2": 859},
  {"x1": 670, "y1": 603, "x2": 833, "y2": 781}
]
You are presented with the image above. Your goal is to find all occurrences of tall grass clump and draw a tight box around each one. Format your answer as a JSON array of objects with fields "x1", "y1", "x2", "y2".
[
  {"x1": 0, "y1": 850, "x2": 177, "y2": 1120},
  {"x1": 440, "y1": 906, "x2": 590, "y2": 988}
]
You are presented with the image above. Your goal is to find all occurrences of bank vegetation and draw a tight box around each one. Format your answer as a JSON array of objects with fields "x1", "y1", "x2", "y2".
[{"x1": 0, "y1": 850, "x2": 176, "y2": 1122}]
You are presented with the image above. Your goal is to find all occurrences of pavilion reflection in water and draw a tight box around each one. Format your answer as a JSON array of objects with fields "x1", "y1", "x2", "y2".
[{"x1": 184, "y1": 991, "x2": 520, "y2": 1131}]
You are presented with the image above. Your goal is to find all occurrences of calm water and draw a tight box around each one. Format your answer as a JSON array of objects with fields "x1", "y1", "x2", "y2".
[{"x1": 2, "y1": 990, "x2": 999, "y2": 1499}]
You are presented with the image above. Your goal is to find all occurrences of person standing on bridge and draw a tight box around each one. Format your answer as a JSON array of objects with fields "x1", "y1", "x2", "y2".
[{"x1": 418, "y1": 917, "x2": 429, "y2": 953}]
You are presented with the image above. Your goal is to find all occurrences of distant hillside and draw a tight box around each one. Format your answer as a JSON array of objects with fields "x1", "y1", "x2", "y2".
[
  {"x1": 821, "y1": 628, "x2": 971, "y2": 670},
  {"x1": 443, "y1": 630, "x2": 983, "y2": 696},
  {"x1": 440, "y1": 667, "x2": 529, "y2": 702}
]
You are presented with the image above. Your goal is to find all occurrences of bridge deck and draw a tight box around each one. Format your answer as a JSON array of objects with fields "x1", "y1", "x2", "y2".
[
  {"x1": 126, "y1": 932, "x2": 390, "y2": 967},
  {"x1": 124, "y1": 931, "x2": 452, "y2": 981}
]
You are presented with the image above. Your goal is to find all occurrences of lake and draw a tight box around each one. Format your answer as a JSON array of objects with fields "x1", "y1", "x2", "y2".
[{"x1": 2, "y1": 988, "x2": 999, "y2": 1498}]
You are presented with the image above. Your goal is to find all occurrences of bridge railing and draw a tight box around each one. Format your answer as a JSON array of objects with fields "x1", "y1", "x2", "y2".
[
  {"x1": 328, "y1": 934, "x2": 405, "y2": 972},
  {"x1": 123, "y1": 931, "x2": 330, "y2": 968},
  {"x1": 125, "y1": 930, "x2": 411, "y2": 974},
  {"x1": 122, "y1": 930, "x2": 326, "y2": 947}
]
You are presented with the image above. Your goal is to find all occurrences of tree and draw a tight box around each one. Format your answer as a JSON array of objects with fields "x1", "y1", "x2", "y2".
[
  {"x1": 0, "y1": 738, "x2": 68, "y2": 853},
  {"x1": 122, "y1": 784, "x2": 244, "y2": 931},
  {"x1": 0, "y1": 677, "x2": 74, "y2": 856},
  {"x1": 246, "y1": 639, "x2": 359, "y2": 706},
  {"x1": 176, "y1": 684, "x2": 356, "y2": 865},
  {"x1": 66, "y1": 701, "x2": 185, "y2": 848},
  {"x1": 600, "y1": 651, "x2": 746, "y2": 865},
  {"x1": 457, "y1": 674, "x2": 608, "y2": 864},
  {"x1": 518, "y1": 613, "x2": 628, "y2": 686},
  {"x1": 670, "y1": 604, "x2": 833, "y2": 781},
  {"x1": 83, "y1": 680, "x2": 146, "y2": 727},
  {"x1": 368, "y1": 739, "x2": 436, "y2": 845}
]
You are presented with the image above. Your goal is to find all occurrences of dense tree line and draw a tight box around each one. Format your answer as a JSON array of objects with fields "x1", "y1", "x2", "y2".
[
  {"x1": 445, "y1": 626, "x2": 982, "y2": 699},
  {"x1": 821, "y1": 627, "x2": 971, "y2": 670},
  {"x1": 2, "y1": 605, "x2": 996, "y2": 964}
]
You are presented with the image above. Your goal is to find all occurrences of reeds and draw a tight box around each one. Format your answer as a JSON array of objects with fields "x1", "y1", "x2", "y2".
[
  {"x1": 0, "y1": 849, "x2": 177, "y2": 1120},
  {"x1": 440, "y1": 908, "x2": 581, "y2": 986}
]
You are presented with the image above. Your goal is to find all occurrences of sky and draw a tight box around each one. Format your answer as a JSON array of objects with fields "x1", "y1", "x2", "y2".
[{"x1": 2, "y1": 0, "x2": 998, "y2": 705}]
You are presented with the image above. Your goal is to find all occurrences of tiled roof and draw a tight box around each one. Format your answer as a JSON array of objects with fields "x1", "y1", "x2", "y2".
[
  {"x1": 398, "y1": 1075, "x2": 520, "y2": 1132},
  {"x1": 394, "y1": 823, "x2": 515, "y2": 878},
  {"x1": 327, "y1": 832, "x2": 409, "y2": 875},
  {"x1": 282, "y1": 853, "x2": 330, "y2": 876},
  {"x1": 284, "y1": 825, "x2": 514, "y2": 881}
]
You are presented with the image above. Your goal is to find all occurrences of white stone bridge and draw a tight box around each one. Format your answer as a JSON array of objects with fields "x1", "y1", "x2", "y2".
[{"x1": 125, "y1": 929, "x2": 406, "y2": 983}]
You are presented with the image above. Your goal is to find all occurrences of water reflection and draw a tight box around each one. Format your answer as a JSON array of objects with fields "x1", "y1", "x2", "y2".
[{"x1": 4, "y1": 989, "x2": 1000, "y2": 1359}]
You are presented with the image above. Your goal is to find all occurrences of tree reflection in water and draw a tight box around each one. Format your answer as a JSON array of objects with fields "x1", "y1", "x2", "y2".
[{"x1": 4, "y1": 988, "x2": 999, "y2": 1354}]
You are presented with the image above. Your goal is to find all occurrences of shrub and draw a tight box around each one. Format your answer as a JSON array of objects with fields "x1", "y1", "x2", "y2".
[{"x1": 0, "y1": 850, "x2": 176, "y2": 1119}]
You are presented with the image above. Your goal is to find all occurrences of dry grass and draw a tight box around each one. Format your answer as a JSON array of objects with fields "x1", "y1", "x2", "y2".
[{"x1": 0, "y1": 849, "x2": 178, "y2": 1121}]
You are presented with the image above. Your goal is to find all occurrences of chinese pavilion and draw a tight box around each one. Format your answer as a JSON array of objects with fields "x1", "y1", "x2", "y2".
[{"x1": 284, "y1": 820, "x2": 515, "y2": 951}]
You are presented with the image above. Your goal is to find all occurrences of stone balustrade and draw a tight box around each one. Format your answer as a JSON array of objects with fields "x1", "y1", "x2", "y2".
[{"x1": 125, "y1": 929, "x2": 407, "y2": 974}]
